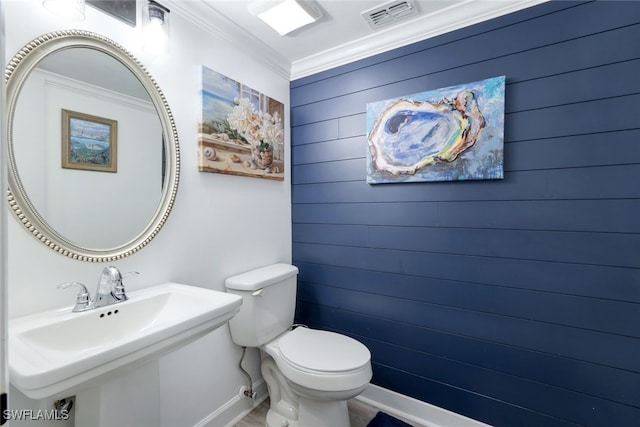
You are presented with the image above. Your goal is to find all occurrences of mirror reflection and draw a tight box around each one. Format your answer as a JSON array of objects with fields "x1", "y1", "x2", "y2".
[{"x1": 12, "y1": 48, "x2": 163, "y2": 248}]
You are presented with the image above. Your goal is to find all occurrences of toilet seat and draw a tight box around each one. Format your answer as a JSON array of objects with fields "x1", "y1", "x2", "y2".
[
  {"x1": 280, "y1": 327, "x2": 370, "y2": 372},
  {"x1": 263, "y1": 327, "x2": 372, "y2": 393}
]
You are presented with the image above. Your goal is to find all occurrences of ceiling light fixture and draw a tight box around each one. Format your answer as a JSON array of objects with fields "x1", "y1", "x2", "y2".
[
  {"x1": 142, "y1": 0, "x2": 170, "y2": 55},
  {"x1": 42, "y1": 0, "x2": 86, "y2": 21},
  {"x1": 249, "y1": 0, "x2": 322, "y2": 36}
]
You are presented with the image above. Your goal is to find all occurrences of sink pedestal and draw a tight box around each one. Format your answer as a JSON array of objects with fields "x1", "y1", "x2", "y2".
[
  {"x1": 75, "y1": 361, "x2": 160, "y2": 427},
  {"x1": 9, "y1": 360, "x2": 160, "y2": 427}
]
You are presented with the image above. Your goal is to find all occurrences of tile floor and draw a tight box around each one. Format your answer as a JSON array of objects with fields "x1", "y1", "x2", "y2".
[{"x1": 234, "y1": 398, "x2": 419, "y2": 426}]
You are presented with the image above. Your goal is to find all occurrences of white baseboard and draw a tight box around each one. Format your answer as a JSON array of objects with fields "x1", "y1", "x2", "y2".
[
  {"x1": 356, "y1": 383, "x2": 491, "y2": 427},
  {"x1": 198, "y1": 381, "x2": 489, "y2": 427},
  {"x1": 195, "y1": 379, "x2": 268, "y2": 427}
]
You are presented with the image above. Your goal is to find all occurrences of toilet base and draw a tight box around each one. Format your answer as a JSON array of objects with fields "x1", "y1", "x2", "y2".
[
  {"x1": 265, "y1": 397, "x2": 350, "y2": 427},
  {"x1": 262, "y1": 354, "x2": 354, "y2": 427},
  {"x1": 266, "y1": 408, "x2": 298, "y2": 427},
  {"x1": 299, "y1": 396, "x2": 350, "y2": 427}
]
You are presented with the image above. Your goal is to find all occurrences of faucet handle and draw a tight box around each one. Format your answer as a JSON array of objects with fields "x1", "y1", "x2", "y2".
[
  {"x1": 121, "y1": 271, "x2": 140, "y2": 279},
  {"x1": 114, "y1": 271, "x2": 139, "y2": 301},
  {"x1": 58, "y1": 282, "x2": 92, "y2": 312}
]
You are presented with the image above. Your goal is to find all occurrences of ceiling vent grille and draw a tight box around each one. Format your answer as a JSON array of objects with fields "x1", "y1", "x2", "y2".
[{"x1": 362, "y1": 0, "x2": 420, "y2": 30}]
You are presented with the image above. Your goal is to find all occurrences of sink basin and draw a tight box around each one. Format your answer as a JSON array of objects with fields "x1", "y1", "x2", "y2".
[{"x1": 9, "y1": 282, "x2": 242, "y2": 399}]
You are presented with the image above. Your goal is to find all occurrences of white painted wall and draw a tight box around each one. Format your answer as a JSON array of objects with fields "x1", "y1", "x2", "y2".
[{"x1": 5, "y1": 1, "x2": 291, "y2": 426}]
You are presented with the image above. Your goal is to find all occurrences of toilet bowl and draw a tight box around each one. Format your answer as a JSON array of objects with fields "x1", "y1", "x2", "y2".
[
  {"x1": 261, "y1": 327, "x2": 372, "y2": 427},
  {"x1": 225, "y1": 264, "x2": 372, "y2": 427}
]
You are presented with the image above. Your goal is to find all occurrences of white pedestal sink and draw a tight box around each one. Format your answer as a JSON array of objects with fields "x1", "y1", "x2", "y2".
[{"x1": 9, "y1": 282, "x2": 242, "y2": 400}]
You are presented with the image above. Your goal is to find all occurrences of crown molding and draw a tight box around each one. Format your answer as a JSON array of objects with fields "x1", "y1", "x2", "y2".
[
  {"x1": 163, "y1": 0, "x2": 291, "y2": 80},
  {"x1": 290, "y1": 0, "x2": 549, "y2": 80},
  {"x1": 164, "y1": 0, "x2": 548, "y2": 81}
]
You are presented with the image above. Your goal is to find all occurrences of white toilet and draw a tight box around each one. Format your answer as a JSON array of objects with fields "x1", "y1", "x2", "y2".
[{"x1": 225, "y1": 263, "x2": 372, "y2": 427}]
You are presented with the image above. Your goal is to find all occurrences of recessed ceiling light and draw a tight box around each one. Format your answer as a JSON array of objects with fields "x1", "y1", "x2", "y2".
[{"x1": 249, "y1": 0, "x2": 322, "y2": 36}]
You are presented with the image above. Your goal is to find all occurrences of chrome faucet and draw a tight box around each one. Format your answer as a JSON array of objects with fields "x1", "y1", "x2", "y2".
[{"x1": 58, "y1": 266, "x2": 139, "y2": 312}]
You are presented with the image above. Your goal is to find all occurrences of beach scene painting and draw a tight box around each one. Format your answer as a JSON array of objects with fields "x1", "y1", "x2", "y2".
[
  {"x1": 366, "y1": 75, "x2": 505, "y2": 184},
  {"x1": 198, "y1": 65, "x2": 285, "y2": 181},
  {"x1": 62, "y1": 109, "x2": 117, "y2": 173}
]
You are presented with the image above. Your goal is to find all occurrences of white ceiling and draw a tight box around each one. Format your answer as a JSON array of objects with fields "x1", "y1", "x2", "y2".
[{"x1": 163, "y1": 0, "x2": 548, "y2": 80}]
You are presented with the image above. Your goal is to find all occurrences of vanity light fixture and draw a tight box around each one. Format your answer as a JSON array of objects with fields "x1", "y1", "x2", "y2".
[
  {"x1": 142, "y1": 0, "x2": 170, "y2": 55},
  {"x1": 249, "y1": 0, "x2": 323, "y2": 36},
  {"x1": 42, "y1": 0, "x2": 86, "y2": 21}
]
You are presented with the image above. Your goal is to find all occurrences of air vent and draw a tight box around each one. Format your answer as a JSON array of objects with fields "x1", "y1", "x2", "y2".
[{"x1": 362, "y1": 0, "x2": 420, "y2": 30}]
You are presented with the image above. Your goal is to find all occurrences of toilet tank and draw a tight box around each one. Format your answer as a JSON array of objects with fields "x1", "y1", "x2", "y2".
[{"x1": 225, "y1": 263, "x2": 299, "y2": 347}]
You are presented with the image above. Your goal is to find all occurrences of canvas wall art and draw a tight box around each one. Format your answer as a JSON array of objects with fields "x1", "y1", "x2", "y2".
[
  {"x1": 198, "y1": 66, "x2": 285, "y2": 181},
  {"x1": 366, "y1": 75, "x2": 505, "y2": 184}
]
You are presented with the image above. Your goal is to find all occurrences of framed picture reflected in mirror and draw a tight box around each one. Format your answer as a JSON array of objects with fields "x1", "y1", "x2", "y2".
[{"x1": 62, "y1": 109, "x2": 118, "y2": 173}]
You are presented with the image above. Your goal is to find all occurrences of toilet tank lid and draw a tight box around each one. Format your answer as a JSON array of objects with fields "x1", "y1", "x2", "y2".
[{"x1": 225, "y1": 263, "x2": 299, "y2": 291}]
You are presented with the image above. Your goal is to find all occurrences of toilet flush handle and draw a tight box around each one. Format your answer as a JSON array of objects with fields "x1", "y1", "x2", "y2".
[{"x1": 251, "y1": 288, "x2": 264, "y2": 297}]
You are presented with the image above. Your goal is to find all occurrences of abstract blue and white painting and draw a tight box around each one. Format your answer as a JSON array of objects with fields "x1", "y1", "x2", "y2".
[{"x1": 366, "y1": 76, "x2": 505, "y2": 184}]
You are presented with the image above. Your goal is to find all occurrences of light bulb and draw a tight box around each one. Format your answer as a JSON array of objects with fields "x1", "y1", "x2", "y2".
[{"x1": 142, "y1": 1, "x2": 170, "y2": 55}]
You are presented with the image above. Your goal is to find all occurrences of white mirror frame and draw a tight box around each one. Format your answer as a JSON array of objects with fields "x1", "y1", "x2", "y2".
[{"x1": 5, "y1": 30, "x2": 180, "y2": 262}]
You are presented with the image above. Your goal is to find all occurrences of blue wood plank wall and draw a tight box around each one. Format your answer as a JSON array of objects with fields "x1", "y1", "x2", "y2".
[{"x1": 290, "y1": 1, "x2": 640, "y2": 426}]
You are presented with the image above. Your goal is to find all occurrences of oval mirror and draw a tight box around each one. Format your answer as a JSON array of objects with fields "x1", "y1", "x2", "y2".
[{"x1": 6, "y1": 30, "x2": 180, "y2": 262}]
